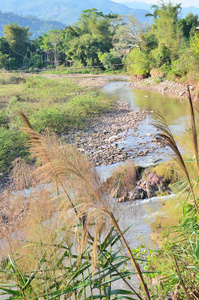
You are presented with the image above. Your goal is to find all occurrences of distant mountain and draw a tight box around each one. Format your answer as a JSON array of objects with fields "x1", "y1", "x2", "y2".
[
  {"x1": 122, "y1": 1, "x2": 199, "y2": 19},
  {"x1": 0, "y1": 11, "x2": 65, "y2": 39},
  {"x1": 181, "y1": 6, "x2": 199, "y2": 18},
  {"x1": 0, "y1": 0, "x2": 151, "y2": 25},
  {"x1": 122, "y1": 1, "x2": 152, "y2": 11}
]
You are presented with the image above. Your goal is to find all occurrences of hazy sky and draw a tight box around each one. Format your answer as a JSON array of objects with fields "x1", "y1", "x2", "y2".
[{"x1": 113, "y1": 0, "x2": 199, "y2": 8}]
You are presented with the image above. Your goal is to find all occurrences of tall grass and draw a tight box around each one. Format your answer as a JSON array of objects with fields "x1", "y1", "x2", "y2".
[
  {"x1": 104, "y1": 161, "x2": 137, "y2": 198},
  {"x1": 0, "y1": 113, "x2": 151, "y2": 299},
  {"x1": 146, "y1": 86, "x2": 199, "y2": 298}
]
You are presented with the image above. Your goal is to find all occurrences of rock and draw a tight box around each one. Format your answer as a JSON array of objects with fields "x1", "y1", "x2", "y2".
[
  {"x1": 128, "y1": 187, "x2": 147, "y2": 200},
  {"x1": 78, "y1": 148, "x2": 86, "y2": 153},
  {"x1": 117, "y1": 193, "x2": 128, "y2": 202},
  {"x1": 109, "y1": 136, "x2": 118, "y2": 142},
  {"x1": 145, "y1": 170, "x2": 165, "y2": 197}
]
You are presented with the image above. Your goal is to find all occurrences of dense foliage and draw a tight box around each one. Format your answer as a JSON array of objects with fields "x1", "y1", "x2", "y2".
[{"x1": 0, "y1": 2, "x2": 198, "y2": 82}]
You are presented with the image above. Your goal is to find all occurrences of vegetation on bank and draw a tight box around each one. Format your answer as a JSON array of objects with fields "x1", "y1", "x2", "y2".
[
  {"x1": 104, "y1": 160, "x2": 180, "y2": 201},
  {"x1": 0, "y1": 2, "x2": 199, "y2": 86},
  {"x1": 0, "y1": 74, "x2": 115, "y2": 173}
]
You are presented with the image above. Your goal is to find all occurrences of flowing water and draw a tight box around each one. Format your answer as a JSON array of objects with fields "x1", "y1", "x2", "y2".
[{"x1": 96, "y1": 78, "x2": 189, "y2": 248}]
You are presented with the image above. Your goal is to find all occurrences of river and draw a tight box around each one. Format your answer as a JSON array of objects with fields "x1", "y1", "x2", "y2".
[{"x1": 96, "y1": 78, "x2": 189, "y2": 248}]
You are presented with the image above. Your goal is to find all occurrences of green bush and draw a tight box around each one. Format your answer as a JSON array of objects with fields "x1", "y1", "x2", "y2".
[
  {"x1": 0, "y1": 73, "x2": 25, "y2": 85},
  {"x1": 169, "y1": 48, "x2": 199, "y2": 78},
  {"x1": 126, "y1": 49, "x2": 150, "y2": 76},
  {"x1": 0, "y1": 128, "x2": 28, "y2": 173},
  {"x1": 0, "y1": 110, "x2": 9, "y2": 128},
  {"x1": 151, "y1": 44, "x2": 171, "y2": 68},
  {"x1": 98, "y1": 50, "x2": 122, "y2": 70}
]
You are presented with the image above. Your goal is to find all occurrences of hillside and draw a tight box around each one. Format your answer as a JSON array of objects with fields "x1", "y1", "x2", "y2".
[
  {"x1": 0, "y1": 0, "x2": 151, "y2": 24},
  {"x1": 122, "y1": 1, "x2": 199, "y2": 18},
  {"x1": 0, "y1": 11, "x2": 65, "y2": 39}
]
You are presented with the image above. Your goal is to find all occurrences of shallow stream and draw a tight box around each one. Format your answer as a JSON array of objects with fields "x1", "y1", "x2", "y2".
[{"x1": 96, "y1": 78, "x2": 189, "y2": 247}]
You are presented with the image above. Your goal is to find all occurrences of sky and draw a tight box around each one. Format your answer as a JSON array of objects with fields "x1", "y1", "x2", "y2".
[{"x1": 113, "y1": 0, "x2": 199, "y2": 8}]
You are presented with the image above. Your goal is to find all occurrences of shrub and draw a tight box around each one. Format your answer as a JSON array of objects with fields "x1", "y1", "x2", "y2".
[
  {"x1": 98, "y1": 50, "x2": 122, "y2": 70},
  {"x1": 126, "y1": 48, "x2": 150, "y2": 76},
  {"x1": 0, "y1": 110, "x2": 9, "y2": 128},
  {"x1": 0, "y1": 128, "x2": 28, "y2": 173}
]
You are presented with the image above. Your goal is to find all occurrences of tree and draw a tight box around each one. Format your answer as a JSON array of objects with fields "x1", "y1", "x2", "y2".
[
  {"x1": 64, "y1": 9, "x2": 117, "y2": 66},
  {"x1": 65, "y1": 33, "x2": 110, "y2": 66},
  {"x1": 0, "y1": 51, "x2": 9, "y2": 68},
  {"x1": 178, "y1": 13, "x2": 198, "y2": 40},
  {"x1": 191, "y1": 32, "x2": 199, "y2": 57},
  {"x1": 146, "y1": 1, "x2": 181, "y2": 23},
  {"x1": 0, "y1": 37, "x2": 11, "y2": 55},
  {"x1": 77, "y1": 9, "x2": 117, "y2": 36},
  {"x1": 3, "y1": 22, "x2": 30, "y2": 67},
  {"x1": 126, "y1": 48, "x2": 150, "y2": 76},
  {"x1": 41, "y1": 29, "x2": 63, "y2": 66},
  {"x1": 146, "y1": 1, "x2": 184, "y2": 62},
  {"x1": 113, "y1": 14, "x2": 145, "y2": 57},
  {"x1": 98, "y1": 50, "x2": 122, "y2": 70}
]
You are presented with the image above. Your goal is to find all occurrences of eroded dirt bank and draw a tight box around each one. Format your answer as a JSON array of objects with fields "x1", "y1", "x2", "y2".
[{"x1": 129, "y1": 77, "x2": 196, "y2": 101}]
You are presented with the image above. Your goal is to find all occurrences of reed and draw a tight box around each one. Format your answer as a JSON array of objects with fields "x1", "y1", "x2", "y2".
[
  {"x1": 148, "y1": 86, "x2": 199, "y2": 298},
  {"x1": 0, "y1": 111, "x2": 151, "y2": 299},
  {"x1": 19, "y1": 111, "x2": 151, "y2": 299}
]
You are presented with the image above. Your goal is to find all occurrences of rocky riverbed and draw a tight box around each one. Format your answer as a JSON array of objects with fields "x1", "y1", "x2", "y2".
[{"x1": 64, "y1": 100, "x2": 165, "y2": 167}]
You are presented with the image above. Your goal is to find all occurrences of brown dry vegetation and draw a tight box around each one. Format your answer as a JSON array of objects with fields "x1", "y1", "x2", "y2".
[
  {"x1": 0, "y1": 118, "x2": 152, "y2": 299},
  {"x1": 103, "y1": 161, "x2": 137, "y2": 198}
]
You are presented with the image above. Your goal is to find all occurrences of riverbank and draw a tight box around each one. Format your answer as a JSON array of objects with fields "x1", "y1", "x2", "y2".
[
  {"x1": 129, "y1": 77, "x2": 197, "y2": 101},
  {"x1": 43, "y1": 73, "x2": 195, "y2": 101}
]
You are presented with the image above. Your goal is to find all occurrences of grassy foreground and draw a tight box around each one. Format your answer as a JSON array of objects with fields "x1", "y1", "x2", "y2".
[{"x1": 0, "y1": 73, "x2": 115, "y2": 173}]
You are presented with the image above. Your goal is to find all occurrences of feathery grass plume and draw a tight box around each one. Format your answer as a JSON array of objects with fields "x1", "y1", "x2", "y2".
[
  {"x1": 11, "y1": 158, "x2": 38, "y2": 190},
  {"x1": 20, "y1": 111, "x2": 151, "y2": 300},
  {"x1": 153, "y1": 112, "x2": 199, "y2": 216},
  {"x1": 187, "y1": 85, "x2": 199, "y2": 174}
]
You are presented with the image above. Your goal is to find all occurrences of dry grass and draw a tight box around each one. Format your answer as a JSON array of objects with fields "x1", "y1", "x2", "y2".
[
  {"x1": 154, "y1": 107, "x2": 199, "y2": 216},
  {"x1": 10, "y1": 158, "x2": 39, "y2": 190},
  {"x1": 104, "y1": 161, "x2": 137, "y2": 198},
  {"x1": 0, "y1": 113, "x2": 151, "y2": 299}
]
